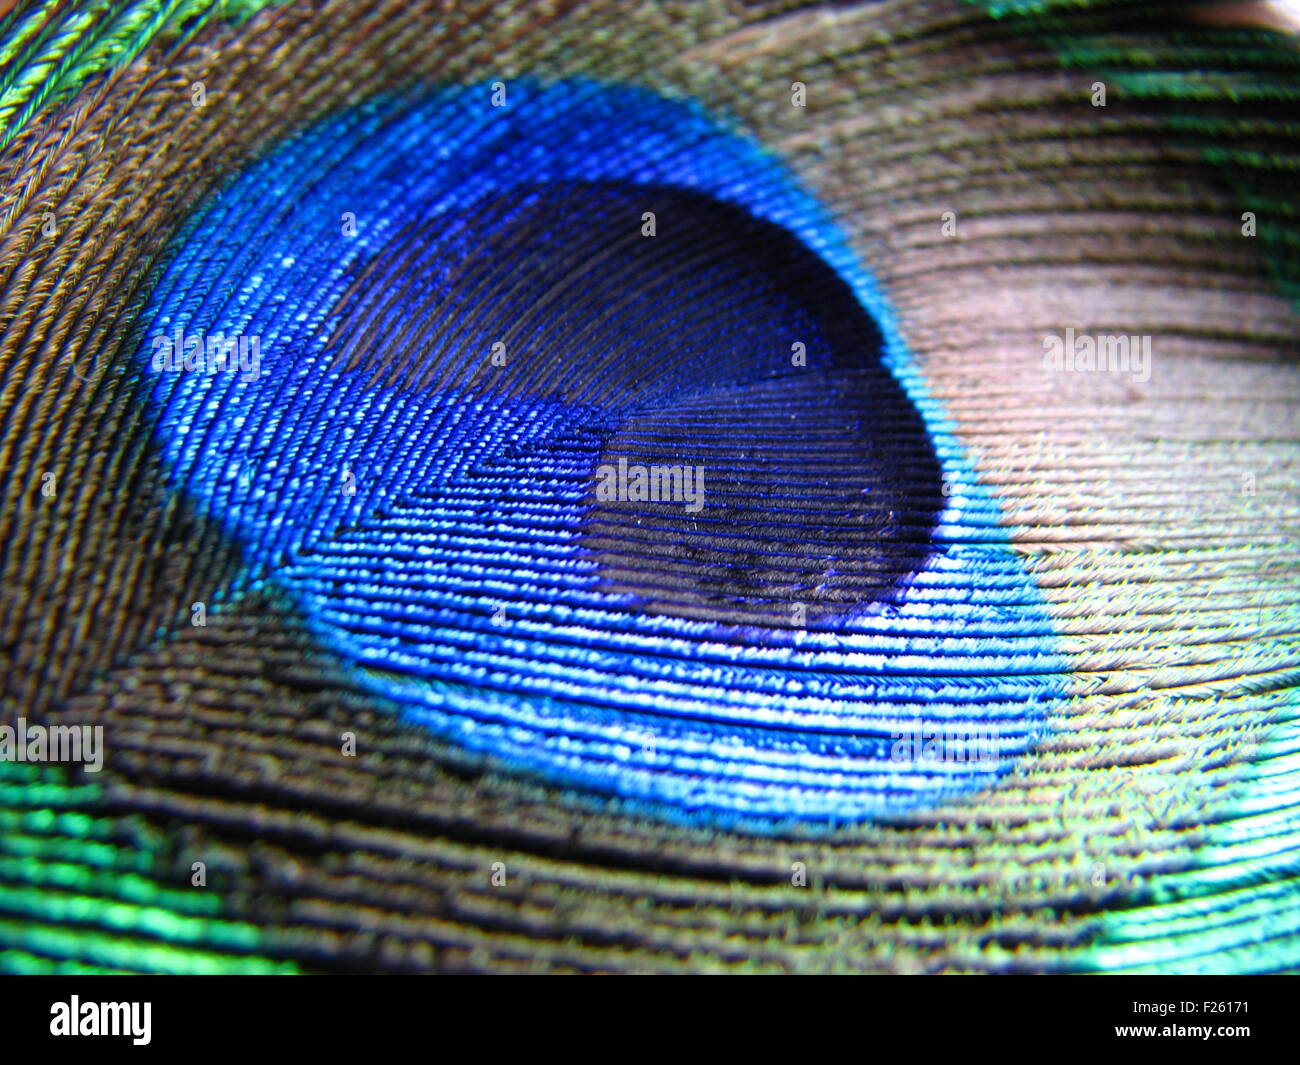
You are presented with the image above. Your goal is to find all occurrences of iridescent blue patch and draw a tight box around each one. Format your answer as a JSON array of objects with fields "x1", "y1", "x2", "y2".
[{"x1": 134, "y1": 79, "x2": 1065, "y2": 829}]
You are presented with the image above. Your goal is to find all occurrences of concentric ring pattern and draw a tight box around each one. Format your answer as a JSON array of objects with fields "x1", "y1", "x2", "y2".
[{"x1": 133, "y1": 81, "x2": 1064, "y2": 826}]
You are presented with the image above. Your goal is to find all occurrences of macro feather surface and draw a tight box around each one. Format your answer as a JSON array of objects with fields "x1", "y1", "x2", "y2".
[{"x1": 0, "y1": 0, "x2": 1296, "y2": 974}]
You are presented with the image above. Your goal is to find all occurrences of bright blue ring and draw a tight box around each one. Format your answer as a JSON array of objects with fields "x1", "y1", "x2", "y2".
[{"x1": 133, "y1": 79, "x2": 1067, "y2": 830}]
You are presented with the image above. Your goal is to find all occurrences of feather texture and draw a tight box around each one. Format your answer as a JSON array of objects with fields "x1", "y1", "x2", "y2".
[{"x1": 0, "y1": 0, "x2": 1297, "y2": 974}]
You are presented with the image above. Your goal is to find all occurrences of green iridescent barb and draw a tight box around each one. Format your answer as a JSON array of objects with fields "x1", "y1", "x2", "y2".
[
  {"x1": 0, "y1": 761, "x2": 297, "y2": 973},
  {"x1": 0, "y1": 0, "x2": 284, "y2": 149},
  {"x1": 965, "y1": 0, "x2": 1300, "y2": 306}
]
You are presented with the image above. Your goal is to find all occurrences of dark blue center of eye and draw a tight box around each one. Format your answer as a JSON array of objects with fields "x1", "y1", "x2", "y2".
[{"x1": 325, "y1": 179, "x2": 945, "y2": 630}]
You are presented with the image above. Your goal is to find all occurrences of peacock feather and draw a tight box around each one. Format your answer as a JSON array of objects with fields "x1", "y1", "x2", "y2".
[{"x1": 0, "y1": 0, "x2": 1297, "y2": 974}]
